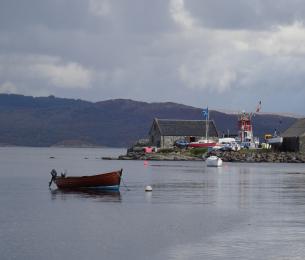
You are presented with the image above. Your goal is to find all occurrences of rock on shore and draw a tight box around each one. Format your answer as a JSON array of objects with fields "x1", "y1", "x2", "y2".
[
  {"x1": 118, "y1": 151, "x2": 202, "y2": 161},
  {"x1": 209, "y1": 150, "x2": 305, "y2": 163},
  {"x1": 115, "y1": 147, "x2": 305, "y2": 163},
  {"x1": 118, "y1": 149, "x2": 203, "y2": 161}
]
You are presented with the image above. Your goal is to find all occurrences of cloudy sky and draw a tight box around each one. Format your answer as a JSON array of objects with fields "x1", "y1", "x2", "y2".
[{"x1": 1, "y1": 0, "x2": 305, "y2": 114}]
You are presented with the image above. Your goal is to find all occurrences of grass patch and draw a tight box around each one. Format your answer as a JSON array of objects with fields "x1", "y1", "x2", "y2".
[
  {"x1": 188, "y1": 147, "x2": 208, "y2": 157},
  {"x1": 158, "y1": 148, "x2": 175, "y2": 153}
]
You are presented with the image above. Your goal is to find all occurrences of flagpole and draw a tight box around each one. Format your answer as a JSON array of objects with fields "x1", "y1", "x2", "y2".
[
  {"x1": 204, "y1": 106, "x2": 209, "y2": 142},
  {"x1": 202, "y1": 107, "x2": 209, "y2": 142}
]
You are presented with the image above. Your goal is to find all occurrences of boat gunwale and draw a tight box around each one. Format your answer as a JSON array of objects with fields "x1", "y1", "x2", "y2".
[
  {"x1": 54, "y1": 169, "x2": 123, "y2": 189},
  {"x1": 55, "y1": 170, "x2": 122, "y2": 181}
]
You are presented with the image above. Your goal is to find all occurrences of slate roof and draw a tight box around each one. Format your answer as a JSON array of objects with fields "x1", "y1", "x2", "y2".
[
  {"x1": 282, "y1": 118, "x2": 305, "y2": 137},
  {"x1": 153, "y1": 118, "x2": 218, "y2": 137}
]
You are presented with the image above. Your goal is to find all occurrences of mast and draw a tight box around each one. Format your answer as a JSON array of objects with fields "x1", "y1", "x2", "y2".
[
  {"x1": 202, "y1": 106, "x2": 209, "y2": 141},
  {"x1": 206, "y1": 108, "x2": 209, "y2": 141}
]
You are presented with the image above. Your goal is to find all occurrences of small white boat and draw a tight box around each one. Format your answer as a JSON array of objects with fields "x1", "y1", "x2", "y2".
[
  {"x1": 189, "y1": 139, "x2": 217, "y2": 148},
  {"x1": 266, "y1": 130, "x2": 283, "y2": 146},
  {"x1": 206, "y1": 156, "x2": 223, "y2": 167},
  {"x1": 267, "y1": 136, "x2": 283, "y2": 145}
]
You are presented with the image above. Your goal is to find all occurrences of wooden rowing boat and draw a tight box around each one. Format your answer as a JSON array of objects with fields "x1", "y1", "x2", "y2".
[{"x1": 49, "y1": 169, "x2": 123, "y2": 190}]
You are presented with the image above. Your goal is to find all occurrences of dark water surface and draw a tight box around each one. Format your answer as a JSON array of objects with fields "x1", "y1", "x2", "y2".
[{"x1": 1, "y1": 147, "x2": 305, "y2": 259}]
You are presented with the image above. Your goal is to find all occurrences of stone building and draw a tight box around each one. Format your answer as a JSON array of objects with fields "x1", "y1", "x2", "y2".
[
  {"x1": 281, "y1": 118, "x2": 305, "y2": 152},
  {"x1": 149, "y1": 118, "x2": 219, "y2": 148}
]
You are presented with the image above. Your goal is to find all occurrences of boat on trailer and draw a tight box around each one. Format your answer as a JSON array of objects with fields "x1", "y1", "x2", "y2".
[{"x1": 49, "y1": 169, "x2": 123, "y2": 190}]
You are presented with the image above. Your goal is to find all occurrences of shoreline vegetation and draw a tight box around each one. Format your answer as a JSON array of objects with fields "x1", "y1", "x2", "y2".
[{"x1": 109, "y1": 148, "x2": 305, "y2": 163}]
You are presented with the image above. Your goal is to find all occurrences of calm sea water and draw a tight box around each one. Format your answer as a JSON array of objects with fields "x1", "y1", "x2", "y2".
[{"x1": 1, "y1": 147, "x2": 305, "y2": 260}]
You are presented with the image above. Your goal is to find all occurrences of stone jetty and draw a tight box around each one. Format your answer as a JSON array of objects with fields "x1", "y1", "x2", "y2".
[
  {"x1": 113, "y1": 147, "x2": 305, "y2": 163},
  {"x1": 118, "y1": 150, "x2": 203, "y2": 161}
]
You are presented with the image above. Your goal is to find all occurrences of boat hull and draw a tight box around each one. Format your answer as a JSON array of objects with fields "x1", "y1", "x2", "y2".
[
  {"x1": 54, "y1": 170, "x2": 122, "y2": 190},
  {"x1": 206, "y1": 156, "x2": 223, "y2": 167},
  {"x1": 267, "y1": 137, "x2": 283, "y2": 145},
  {"x1": 189, "y1": 142, "x2": 217, "y2": 148}
]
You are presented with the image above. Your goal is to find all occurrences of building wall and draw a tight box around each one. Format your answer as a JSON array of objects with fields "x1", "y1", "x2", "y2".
[
  {"x1": 149, "y1": 121, "x2": 219, "y2": 148},
  {"x1": 152, "y1": 135, "x2": 223, "y2": 148},
  {"x1": 150, "y1": 127, "x2": 161, "y2": 147},
  {"x1": 160, "y1": 136, "x2": 190, "y2": 148},
  {"x1": 160, "y1": 135, "x2": 219, "y2": 148},
  {"x1": 300, "y1": 136, "x2": 305, "y2": 153},
  {"x1": 150, "y1": 126, "x2": 203, "y2": 148},
  {"x1": 282, "y1": 137, "x2": 300, "y2": 152}
]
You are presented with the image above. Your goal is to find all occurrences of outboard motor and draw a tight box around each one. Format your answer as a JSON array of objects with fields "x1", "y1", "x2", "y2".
[{"x1": 49, "y1": 169, "x2": 58, "y2": 187}]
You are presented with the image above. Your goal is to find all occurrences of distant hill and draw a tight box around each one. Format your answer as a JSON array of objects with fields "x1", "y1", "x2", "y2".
[{"x1": 0, "y1": 94, "x2": 297, "y2": 147}]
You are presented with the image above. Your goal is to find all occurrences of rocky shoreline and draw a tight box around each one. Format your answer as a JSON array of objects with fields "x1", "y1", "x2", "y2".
[
  {"x1": 211, "y1": 150, "x2": 305, "y2": 163},
  {"x1": 107, "y1": 149, "x2": 305, "y2": 163},
  {"x1": 117, "y1": 152, "x2": 203, "y2": 161}
]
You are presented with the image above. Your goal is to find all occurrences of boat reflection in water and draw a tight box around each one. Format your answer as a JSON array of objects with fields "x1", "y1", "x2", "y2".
[{"x1": 50, "y1": 188, "x2": 121, "y2": 202}]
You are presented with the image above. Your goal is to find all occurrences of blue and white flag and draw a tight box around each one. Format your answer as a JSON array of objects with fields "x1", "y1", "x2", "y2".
[{"x1": 202, "y1": 107, "x2": 209, "y2": 119}]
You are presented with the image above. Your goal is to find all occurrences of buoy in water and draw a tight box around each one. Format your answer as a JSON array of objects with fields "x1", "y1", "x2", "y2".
[{"x1": 145, "y1": 185, "x2": 152, "y2": 192}]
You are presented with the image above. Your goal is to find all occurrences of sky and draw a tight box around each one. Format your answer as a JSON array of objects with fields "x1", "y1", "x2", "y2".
[{"x1": 1, "y1": 0, "x2": 305, "y2": 114}]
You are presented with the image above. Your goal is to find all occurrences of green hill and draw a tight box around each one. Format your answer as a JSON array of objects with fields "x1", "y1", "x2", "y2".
[{"x1": 0, "y1": 94, "x2": 297, "y2": 147}]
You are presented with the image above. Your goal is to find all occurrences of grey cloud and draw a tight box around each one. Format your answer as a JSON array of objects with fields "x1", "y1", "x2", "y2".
[
  {"x1": 0, "y1": 0, "x2": 174, "y2": 33},
  {"x1": 0, "y1": 0, "x2": 305, "y2": 114},
  {"x1": 0, "y1": 0, "x2": 89, "y2": 31},
  {"x1": 184, "y1": 0, "x2": 305, "y2": 30}
]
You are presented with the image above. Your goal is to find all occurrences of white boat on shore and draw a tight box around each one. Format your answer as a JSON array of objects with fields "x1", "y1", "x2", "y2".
[
  {"x1": 206, "y1": 156, "x2": 223, "y2": 167},
  {"x1": 189, "y1": 139, "x2": 217, "y2": 148},
  {"x1": 265, "y1": 130, "x2": 283, "y2": 146},
  {"x1": 218, "y1": 138, "x2": 241, "y2": 151},
  {"x1": 267, "y1": 136, "x2": 283, "y2": 145}
]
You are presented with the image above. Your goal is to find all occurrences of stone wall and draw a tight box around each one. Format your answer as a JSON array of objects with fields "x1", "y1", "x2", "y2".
[
  {"x1": 282, "y1": 137, "x2": 299, "y2": 152},
  {"x1": 161, "y1": 136, "x2": 185, "y2": 148},
  {"x1": 161, "y1": 135, "x2": 207, "y2": 148},
  {"x1": 300, "y1": 136, "x2": 305, "y2": 153},
  {"x1": 149, "y1": 126, "x2": 161, "y2": 147}
]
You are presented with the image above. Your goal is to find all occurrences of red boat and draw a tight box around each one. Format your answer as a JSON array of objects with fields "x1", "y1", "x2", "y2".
[{"x1": 49, "y1": 169, "x2": 123, "y2": 190}]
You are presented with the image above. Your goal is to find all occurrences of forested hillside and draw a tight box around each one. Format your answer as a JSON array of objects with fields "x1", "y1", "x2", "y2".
[{"x1": 0, "y1": 94, "x2": 297, "y2": 147}]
